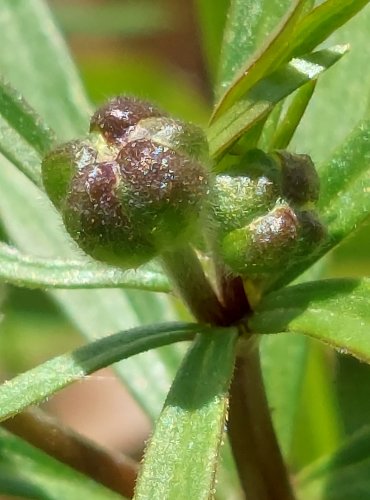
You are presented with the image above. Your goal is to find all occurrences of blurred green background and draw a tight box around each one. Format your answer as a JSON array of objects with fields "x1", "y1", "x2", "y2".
[{"x1": 1, "y1": 0, "x2": 369, "y2": 474}]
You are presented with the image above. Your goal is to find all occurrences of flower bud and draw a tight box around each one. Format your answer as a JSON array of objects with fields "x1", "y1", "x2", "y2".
[
  {"x1": 42, "y1": 97, "x2": 210, "y2": 268},
  {"x1": 220, "y1": 203, "x2": 299, "y2": 279},
  {"x1": 219, "y1": 201, "x2": 326, "y2": 281},
  {"x1": 90, "y1": 96, "x2": 164, "y2": 145},
  {"x1": 210, "y1": 149, "x2": 281, "y2": 237},
  {"x1": 273, "y1": 150, "x2": 319, "y2": 204},
  {"x1": 42, "y1": 140, "x2": 96, "y2": 209}
]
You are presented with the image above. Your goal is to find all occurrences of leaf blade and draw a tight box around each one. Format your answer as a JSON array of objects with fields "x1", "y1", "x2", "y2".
[
  {"x1": 208, "y1": 46, "x2": 347, "y2": 159},
  {"x1": 134, "y1": 329, "x2": 238, "y2": 500},
  {"x1": 250, "y1": 278, "x2": 370, "y2": 362},
  {"x1": 213, "y1": 0, "x2": 310, "y2": 119},
  {"x1": 0, "y1": 243, "x2": 171, "y2": 292},
  {"x1": 0, "y1": 322, "x2": 201, "y2": 422}
]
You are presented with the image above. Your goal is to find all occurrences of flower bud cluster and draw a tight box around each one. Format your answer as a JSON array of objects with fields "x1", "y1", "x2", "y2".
[
  {"x1": 211, "y1": 149, "x2": 326, "y2": 282},
  {"x1": 42, "y1": 97, "x2": 209, "y2": 268}
]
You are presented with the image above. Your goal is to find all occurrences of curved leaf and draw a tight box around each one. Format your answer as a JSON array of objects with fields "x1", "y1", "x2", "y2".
[
  {"x1": 213, "y1": 0, "x2": 310, "y2": 118},
  {"x1": 0, "y1": 243, "x2": 171, "y2": 292},
  {"x1": 290, "y1": 0, "x2": 370, "y2": 58},
  {"x1": 250, "y1": 278, "x2": 370, "y2": 362},
  {"x1": 208, "y1": 46, "x2": 347, "y2": 159},
  {"x1": 0, "y1": 322, "x2": 202, "y2": 422},
  {"x1": 0, "y1": 0, "x2": 90, "y2": 139},
  {"x1": 134, "y1": 329, "x2": 238, "y2": 500}
]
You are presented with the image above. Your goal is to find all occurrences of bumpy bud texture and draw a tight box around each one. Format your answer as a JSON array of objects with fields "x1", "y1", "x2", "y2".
[
  {"x1": 273, "y1": 150, "x2": 320, "y2": 204},
  {"x1": 42, "y1": 97, "x2": 209, "y2": 268},
  {"x1": 90, "y1": 96, "x2": 164, "y2": 145},
  {"x1": 42, "y1": 141, "x2": 96, "y2": 209},
  {"x1": 221, "y1": 203, "x2": 299, "y2": 279}
]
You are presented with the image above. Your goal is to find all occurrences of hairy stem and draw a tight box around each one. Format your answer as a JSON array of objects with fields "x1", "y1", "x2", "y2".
[
  {"x1": 2, "y1": 407, "x2": 138, "y2": 498},
  {"x1": 228, "y1": 336, "x2": 295, "y2": 500},
  {"x1": 161, "y1": 245, "x2": 228, "y2": 325}
]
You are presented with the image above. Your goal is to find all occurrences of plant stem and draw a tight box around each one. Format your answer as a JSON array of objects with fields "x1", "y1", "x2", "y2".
[
  {"x1": 2, "y1": 407, "x2": 138, "y2": 498},
  {"x1": 161, "y1": 245, "x2": 228, "y2": 325},
  {"x1": 228, "y1": 336, "x2": 296, "y2": 500}
]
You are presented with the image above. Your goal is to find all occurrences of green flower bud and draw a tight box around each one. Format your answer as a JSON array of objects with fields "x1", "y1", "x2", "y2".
[
  {"x1": 220, "y1": 202, "x2": 326, "y2": 281},
  {"x1": 221, "y1": 202, "x2": 299, "y2": 279},
  {"x1": 90, "y1": 96, "x2": 164, "y2": 145},
  {"x1": 211, "y1": 149, "x2": 280, "y2": 235},
  {"x1": 42, "y1": 98, "x2": 210, "y2": 268},
  {"x1": 42, "y1": 140, "x2": 96, "y2": 209},
  {"x1": 126, "y1": 116, "x2": 209, "y2": 164},
  {"x1": 273, "y1": 150, "x2": 319, "y2": 204}
]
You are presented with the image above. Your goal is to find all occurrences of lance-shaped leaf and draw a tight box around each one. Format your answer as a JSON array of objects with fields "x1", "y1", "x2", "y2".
[
  {"x1": 290, "y1": 0, "x2": 370, "y2": 59},
  {"x1": 0, "y1": 428, "x2": 122, "y2": 500},
  {"x1": 250, "y1": 278, "x2": 370, "y2": 363},
  {"x1": 0, "y1": 0, "x2": 90, "y2": 139},
  {"x1": 213, "y1": 0, "x2": 311, "y2": 118},
  {"x1": 134, "y1": 329, "x2": 238, "y2": 500},
  {"x1": 208, "y1": 46, "x2": 347, "y2": 159},
  {"x1": 296, "y1": 426, "x2": 370, "y2": 500},
  {"x1": 0, "y1": 322, "x2": 202, "y2": 422},
  {"x1": 0, "y1": 79, "x2": 54, "y2": 186},
  {"x1": 0, "y1": 243, "x2": 171, "y2": 292},
  {"x1": 260, "y1": 333, "x2": 309, "y2": 458}
]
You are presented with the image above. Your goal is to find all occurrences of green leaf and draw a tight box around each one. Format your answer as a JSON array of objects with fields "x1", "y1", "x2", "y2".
[
  {"x1": 290, "y1": 0, "x2": 370, "y2": 58},
  {"x1": 0, "y1": 322, "x2": 201, "y2": 422},
  {"x1": 0, "y1": 0, "x2": 90, "y2": 139},
  {"x1": 213, "y1": 0, "x2": 310, "y2": 118},
  {"x1": 250, "y1": 278, "x2": 370, "y2": 363},
  {"x1": 318, "y1": 119, "x2": 370, "y2": 243},
  {"x1": 292, "y1": 4, "x2": 370, "y2": 164},
  {"x1": 0, "y1": 78, "x2": 55, "y2": 187},
  {"x1": 260, "y1": 333, "x2": 308, "y2": 458},
  {"x1": 208, "y1": 46, "x2": 347, "y2": 159},
  {"x1": 134, "y1": 329, "x2": 238, "y2": 500},
  {"x1": 269, "y1": 80, "x2": 316, "y2": 150},
  {"x1": 0, "y1": 242, "x2": 171, "y2": 292},
  {"x1": 0, "y1": 428, "x2": 122, "y2": 500},
  {"x1": 297, "y1": 426, "x2": 370, "y2": 500}
]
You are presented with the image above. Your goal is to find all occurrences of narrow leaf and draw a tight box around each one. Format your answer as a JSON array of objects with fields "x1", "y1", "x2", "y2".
[
  {"x1": 0, "y1": 243, "x2": 171, "y2": 292},
  {"x1": 0, "y1": 322, "x2": 201, "y2": 422},
  {"x1": 0, "y1": 428, "x2": 122, "y2": 500},
  {"x1": 290, "y1": 0, "x2": 370, "y2": 58},
  {"x1": 134, "y1": 329, "x2": 238, "y2": 500},
  {"x1": 0, "y1": 78, "x2": 54, "y2": 156},
  {"x1": 297, "y1": 426, "x2": 370, "y2": 500},
  {"x1": 213, "y1": 0, "x2": 310, "y2": 119},
  {"x1": 250, "y1": 278, "x2": 370, "y2": 363},
  {"x1": 0, "y1": 79, "x2": 55, "y2": 187},
  {"x1": 270, "y1": 80, "x2": 316, "y2": 150},
  {"x1": 260, "y1": 333, "x2": 308, "y2": 458},
  {"x1": 0, "y1": 0, "x2": 90, "y2": 138},
  {"x1": 208, "y1": 46, "x2": 347, "y2": 159}
]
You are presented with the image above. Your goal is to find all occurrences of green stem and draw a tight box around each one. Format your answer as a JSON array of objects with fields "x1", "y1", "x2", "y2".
[
  {"x1": 228, "y1": 335, "x2": 296, "y2": 500},
  {"x1": 2, "y1": 407, "x2": 138, "y2": 498},
  {"x1": 161, "y1": 245, "x2": 228, "y2": 325}
]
